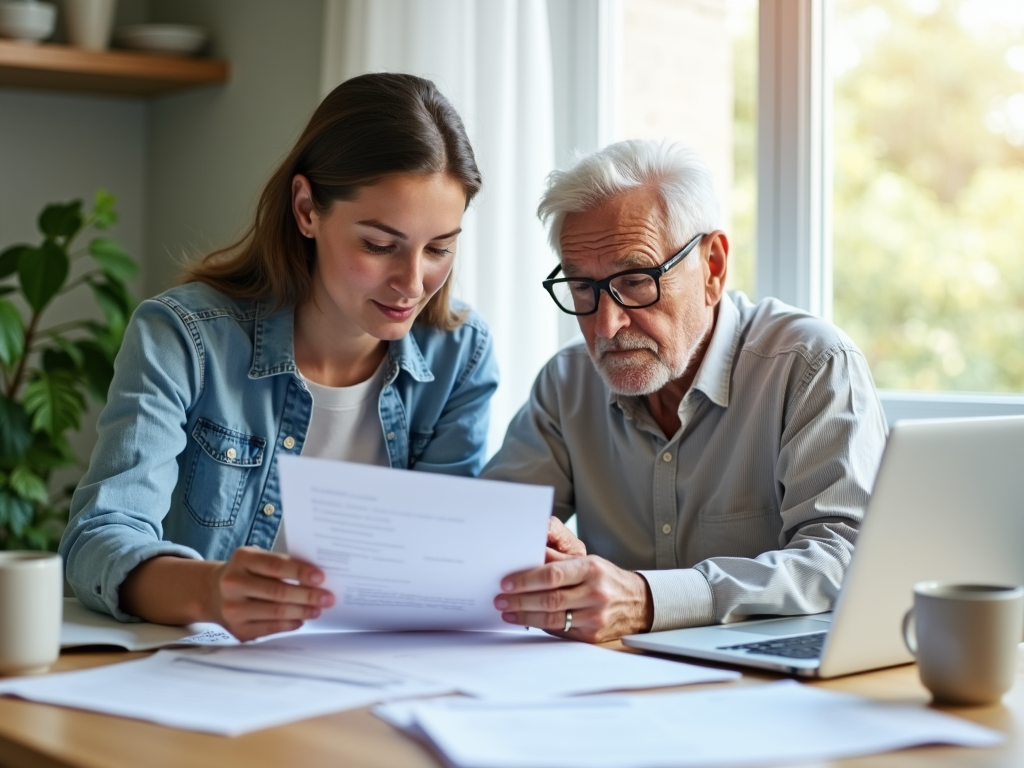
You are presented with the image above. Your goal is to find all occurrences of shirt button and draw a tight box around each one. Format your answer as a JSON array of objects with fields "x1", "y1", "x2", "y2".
[
  {"x1": 386, "y1": 432, "x2": 396, "y2": 440},
  {"x1": 662, "y1": 452, "x2": 672, "y2": 463},
  {"x1": 283, "y1": 436, "x2": 296, "y2": 449},
  {"x1": 263, "y1": 503, "x2": 275, "y2": 516},
  {"x1": 662, "y1": 523, "x2": 672, "y2": 535},
  {"x1": 226, "y1": 448, "x2": 237, "y2": 460}
]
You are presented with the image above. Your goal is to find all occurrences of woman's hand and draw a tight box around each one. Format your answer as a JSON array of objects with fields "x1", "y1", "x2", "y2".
[
  {"x1": 206, "y1": 547, "x2": 335, "y2": 641},
  {"x1": 119, "y1": 549, "x2": 335, "y2": 642}
]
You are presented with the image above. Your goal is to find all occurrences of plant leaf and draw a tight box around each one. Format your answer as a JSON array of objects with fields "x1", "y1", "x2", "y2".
[
  {"x1": 9, "y1": 465, "x2": 48, "y2": 504},
  {"x1": 0, "y1": 244, "x2": 29, "y2": 280},
  {"x1": 51, "y1": 335, "x2": 85, "y2": 367},
  {"x1": 90, "y1": 281, "x2": 128, "y2": 332},
  {"x1": 38, "y1": 200, "x2": 83, "y2": 241},
  {"x1": 0, "y1": 395, "x2": 32, "y2": 462},
  {"x1": 22, "y1": 370, "x2": 85, "y2": 440},
  {"x1": 25, "y1": 439, "x2": 75, "y2": 471},
  {"x1": 0, "y1": 488, "x2": 34, "y2": 537},
  {"x1": 42, "y1": 348, "x2": 77, "y2": 373},
  {"x1": 88, "y1": 238, "x2": 137, "y2": 282},
  {"x1": 0, "y1": 298, "x2": 24, "y2": 367},
  {"x1": 93, "y1": 189, "x2": 118, "y2": 230},
  {"x1": 19, "y1": 240, "x2": 70, "y2": 313},
  {"x1": 79, "y1": 340, "x2": 115, "y2": 401}
]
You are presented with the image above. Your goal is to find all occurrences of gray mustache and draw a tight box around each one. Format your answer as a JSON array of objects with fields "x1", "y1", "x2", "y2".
[{"x1": 595, "y1": 332, "x2": 659, "y2": 358}]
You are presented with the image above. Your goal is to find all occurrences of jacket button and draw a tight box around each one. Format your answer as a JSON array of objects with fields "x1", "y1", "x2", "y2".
[
  {"x1": 283, "y1": 436, "x2": 296, "y2": 449},
  {"x1": 662, "y1": 523, "x2": 672, "y2": 535},
  {"x1": 226, "y1": 448, "x2": 237, "y2": 460},
  {"x1": 386, "y1": 432, "x2": 396, "y2": 440},
  {"x1": 263, "y1": 503, "x2": 275, "y2": 516}
]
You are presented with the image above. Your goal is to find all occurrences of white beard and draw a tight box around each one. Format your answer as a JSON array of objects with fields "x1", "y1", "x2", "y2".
[{"x1": 590, "y1": 314, "x2": 710, "y2": 397}]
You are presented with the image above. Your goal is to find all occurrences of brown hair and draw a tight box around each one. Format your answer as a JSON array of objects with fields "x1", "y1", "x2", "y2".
[{"x1": 182, "y1": 72, "x2": 482, "y2": 330}]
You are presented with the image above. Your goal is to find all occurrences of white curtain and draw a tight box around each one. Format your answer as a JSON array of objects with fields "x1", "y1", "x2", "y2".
[{"x1": 321, "y1": 0, "x2": 562, "y2": 454}]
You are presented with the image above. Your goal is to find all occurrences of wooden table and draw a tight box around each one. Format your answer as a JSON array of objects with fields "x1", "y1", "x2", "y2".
[{"x1": 2, "y1": 644, "x2": 1023, "y2": 768}]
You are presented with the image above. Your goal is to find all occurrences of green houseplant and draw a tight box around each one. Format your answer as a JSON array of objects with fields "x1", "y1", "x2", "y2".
[{"x1": 0, "y1": 190, "x2": 137, "y2": 550}]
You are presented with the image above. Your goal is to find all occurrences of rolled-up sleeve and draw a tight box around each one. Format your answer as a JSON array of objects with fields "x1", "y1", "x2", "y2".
[{"x1": 59, "y1": 300, "x2": 203, "y2": 621}]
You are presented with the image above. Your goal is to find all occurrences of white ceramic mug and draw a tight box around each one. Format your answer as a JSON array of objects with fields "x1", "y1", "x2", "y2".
[
  {"x1": 902, "y1": 581, "x2": 1024, "y2": 705},
  {"x1": 0, "y1": 552, "x2": 63, "y2": 676}
]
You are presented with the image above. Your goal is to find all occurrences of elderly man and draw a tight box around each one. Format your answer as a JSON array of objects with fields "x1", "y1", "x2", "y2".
[{"x1": 485, "y1": 140, "x2": 887, "y2": 643}]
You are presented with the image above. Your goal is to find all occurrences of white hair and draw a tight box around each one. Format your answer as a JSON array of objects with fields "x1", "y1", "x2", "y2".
[{"x1": 537, "y1": 139, "x2": 722, "y2": 255}]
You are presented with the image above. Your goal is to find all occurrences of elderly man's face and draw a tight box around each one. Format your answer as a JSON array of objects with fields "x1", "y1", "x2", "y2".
[{"x1": 559, "y1": 187, "x2": 718, "y2": 396}]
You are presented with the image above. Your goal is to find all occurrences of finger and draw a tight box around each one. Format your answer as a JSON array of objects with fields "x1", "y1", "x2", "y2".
[
  {"x1": 545, "y1": 547, "x2": 573, "y2": 563},
  {"x1": 226, "y1": 573, "x2": 334, "y2": 608},
  {"x1": 547, "y1": 517, "x2": 585, "y2": 556},
  {"x1": 494, "y1": 582, "x2": 591, "y2": 614},
  {"x1": 501, "y1": 558, "x2": 590, "y2": 594},
  {"x1": 234, "y1": 548, "x2": 325, "y2": 586},
  {"x1": 230, "y1": 619, "x2": 306, "y2": 642},
  {"x1": 224, "y1": 598, "x2": 323, "y2": 624}
]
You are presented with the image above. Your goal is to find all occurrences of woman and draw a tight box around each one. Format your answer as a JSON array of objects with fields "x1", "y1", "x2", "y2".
[{"x1": 59, "y1": 73, "x2": 497, "y2": 641}]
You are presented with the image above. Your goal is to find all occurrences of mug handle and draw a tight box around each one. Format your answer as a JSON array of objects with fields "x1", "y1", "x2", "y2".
[{"x1": 901, "y1": 608, "x2": 917, "y2": 657}]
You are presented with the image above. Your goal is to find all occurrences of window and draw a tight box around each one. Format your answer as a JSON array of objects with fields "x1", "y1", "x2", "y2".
[
  {"x1": 617, "y1": 0, "x2": 758, "y2": 296},
  {"x1": 832, "y1": 0, "x2": 1024, "y2": 395}
]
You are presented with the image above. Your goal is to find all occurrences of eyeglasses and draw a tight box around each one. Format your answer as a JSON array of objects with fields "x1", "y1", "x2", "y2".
[{"x1": 542, "y1": 233, "x2": 706, "y2": 316}]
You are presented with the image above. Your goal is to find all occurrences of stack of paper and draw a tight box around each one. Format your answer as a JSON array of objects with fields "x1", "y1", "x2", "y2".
[
  {"x1": 179, "y1": 630, "x2": 740, "y2": 699},
  {"x1": 375, "y1": 681, "x2": 1004, "y2": 768},
  {"x1": 0, "y1": 651, "x2": 451, "y2": 736}
]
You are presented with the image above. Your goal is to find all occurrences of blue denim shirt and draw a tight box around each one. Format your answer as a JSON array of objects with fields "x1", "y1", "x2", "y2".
[{"x1": 60, "y1": 282, "x2": 498, "y2": 620}]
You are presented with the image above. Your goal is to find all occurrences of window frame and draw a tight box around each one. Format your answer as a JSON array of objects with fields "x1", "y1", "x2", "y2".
[{"x1": 759, "y1": 0, "x2": 1024, "y2": 424}]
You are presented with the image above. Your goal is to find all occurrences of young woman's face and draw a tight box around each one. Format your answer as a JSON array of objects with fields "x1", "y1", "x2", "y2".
[{"x1": 298, "y1": 172, "x2": 467, "y2": 342}]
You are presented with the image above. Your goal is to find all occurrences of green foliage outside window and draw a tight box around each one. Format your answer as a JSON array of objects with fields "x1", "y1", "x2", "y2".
[
  {"x1": 832, "y1": 0, "x2": 1024, "y2": 392},
  {"x1": 0, "y1": 191, "x2": 136, "y2": 550}
]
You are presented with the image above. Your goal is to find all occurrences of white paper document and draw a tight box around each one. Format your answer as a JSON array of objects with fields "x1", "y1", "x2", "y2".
[
  {"x1": 0, "y1": 650, "x2": 450, "y2": 736},
  {"x1": 61, "y1": 598, "x2": 238, "y2": 650},
  {"x1": 278, "y1": 455, "x2": 553, "y2": 630},
  {"x1": 190, "y1": 630, "x2": 739, "y2": 699},
  {"x1": 375, "y1": 680, "x2": 1004, "y2": 768}
]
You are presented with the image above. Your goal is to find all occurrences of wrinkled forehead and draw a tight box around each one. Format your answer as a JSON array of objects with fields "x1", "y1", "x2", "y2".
[{"x1": 558, "y1": 189, "x2": 671, "y2": 275}]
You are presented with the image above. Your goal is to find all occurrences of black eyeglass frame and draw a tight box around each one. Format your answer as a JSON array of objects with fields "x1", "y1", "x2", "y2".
[{"x1": 542, "y1": 232, "x2": 707, "y2": 316}]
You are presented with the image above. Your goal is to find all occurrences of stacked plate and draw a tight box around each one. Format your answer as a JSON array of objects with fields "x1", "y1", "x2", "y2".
[{"x1": 115, "y1": 24, "x2": 207, "y2": 56}]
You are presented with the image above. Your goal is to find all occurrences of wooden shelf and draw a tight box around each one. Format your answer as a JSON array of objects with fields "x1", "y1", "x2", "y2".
[{"x1": 0, "y1": 41, "x2": 229, "y2": 96}]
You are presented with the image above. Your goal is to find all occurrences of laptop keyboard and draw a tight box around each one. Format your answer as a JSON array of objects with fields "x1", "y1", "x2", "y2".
[{"x1": 718, "y1": 631, "x2": 827, "y2": 660}]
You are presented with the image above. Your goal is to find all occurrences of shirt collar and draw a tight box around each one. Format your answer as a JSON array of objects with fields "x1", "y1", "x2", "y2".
[
  {"x1": 608, "y1": 291, "x2": 741, "y2": 417},
  {"x1": 248, "y1": 299, "x2": 434, "y2": 383},
  {"x1": 687, "y1": 290, "x2": 740, "y2": 409}
]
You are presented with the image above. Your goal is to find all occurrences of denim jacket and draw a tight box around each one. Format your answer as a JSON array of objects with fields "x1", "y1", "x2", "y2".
[{"x1": 60, "y1": 282, "x2": 498, "y2": 620}]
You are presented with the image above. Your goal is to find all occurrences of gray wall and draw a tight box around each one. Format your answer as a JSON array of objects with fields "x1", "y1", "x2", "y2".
[
  {"x1": 0, "y1": 0, "x2": 325, "y2": 483},
  {"x1": 145, "y1": 0, "x2": 325, "y2": 295}
]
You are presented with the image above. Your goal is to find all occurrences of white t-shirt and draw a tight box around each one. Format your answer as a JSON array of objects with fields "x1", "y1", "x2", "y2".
[{"x1": 271, "y1": 360, "x2": 390, "y2": 552}]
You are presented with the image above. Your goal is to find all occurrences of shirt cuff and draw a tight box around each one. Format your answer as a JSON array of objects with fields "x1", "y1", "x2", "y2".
[{"x1": 637, "y1": 568, "x2": 715, "y2": 632}]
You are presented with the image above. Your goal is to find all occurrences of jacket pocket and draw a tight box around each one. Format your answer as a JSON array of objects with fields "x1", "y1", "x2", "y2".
[
  {"x1": 408, "y1": 429, "x2": 434, "y2": 467},
  {"x1": 699, "y1": 508, "x2": 781, "y2": 560},
  {"x1": 184, "y1": 418, "x2": 266, "y2": 527}
]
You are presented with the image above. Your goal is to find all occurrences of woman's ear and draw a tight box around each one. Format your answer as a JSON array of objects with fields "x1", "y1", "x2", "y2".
[
  {"x1": 704, "y1": 230, "x2": 729, "y2": 307},
  {"x1": 291, "y1": 174, "x2": 317, "y2": 238}
]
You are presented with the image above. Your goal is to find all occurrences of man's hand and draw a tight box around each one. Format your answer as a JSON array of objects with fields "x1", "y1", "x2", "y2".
[
  {"x1": 546, "y1": 516, "x2": 586, "y2": 561},
  {"x1": 207, "y1": 546, "x2": 335, "y2": 641},
  {"x1": 494, "y1": 555, "x2": 653, "y2": 643}
]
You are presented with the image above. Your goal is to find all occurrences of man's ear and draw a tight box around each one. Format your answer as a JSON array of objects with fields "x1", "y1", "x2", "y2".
[
  {"x1": 704, "y1": 230, "x2": 729, "y2": 306},
  {"x1": 291, "y1": 174, "x2": 318, "y2": 238}
]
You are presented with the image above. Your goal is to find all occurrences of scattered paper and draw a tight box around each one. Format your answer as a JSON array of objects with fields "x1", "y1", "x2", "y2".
[
  {"x1": 0, "y1": 650, "x2": 451, "y2": 736},
  {"x1": 375, "y1": 680, "x2": 1004, "y2": 768},
  {"x1": 278, "y1": 455, "x2": 553, "y2": 630},
  {"x1": 61, "y1": 598, "x2": 238, "y2": 650},
  {"x1": 194, "y1": 630, "x2": 740, "y2": 699}
]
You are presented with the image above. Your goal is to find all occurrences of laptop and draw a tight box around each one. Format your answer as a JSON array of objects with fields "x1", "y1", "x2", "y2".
[{"x1": 623, "y1": 415, "x2": 1024, "y2": 678}]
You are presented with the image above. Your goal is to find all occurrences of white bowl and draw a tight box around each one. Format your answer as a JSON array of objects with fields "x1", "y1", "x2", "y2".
[
  {"x1": 0, "y1": 2, "x2": 57, "y2": 44},
  {"x1": 115, "y1": 24, "x2": 207, "y2": 56}
]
